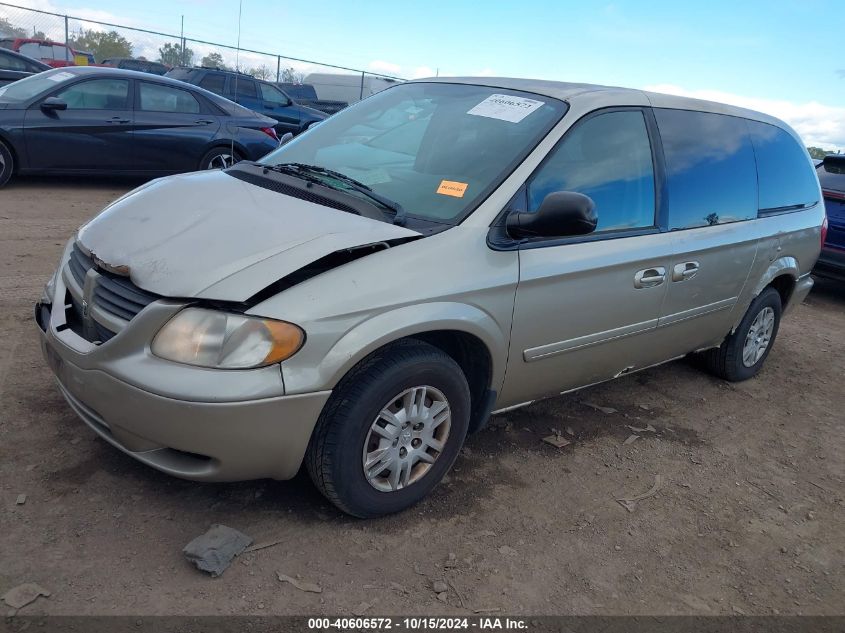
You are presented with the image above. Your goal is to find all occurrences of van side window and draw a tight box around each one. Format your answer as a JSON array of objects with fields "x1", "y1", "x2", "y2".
[
  {"x1": 656, "y1": 109, "x2": 757, "y2": 229},
  {"x1": 527, "y1": 110, "x2": 655, "y2": 232},
  {"x1": 747, "y1": 121, "x2": 820, "y2": 212}
]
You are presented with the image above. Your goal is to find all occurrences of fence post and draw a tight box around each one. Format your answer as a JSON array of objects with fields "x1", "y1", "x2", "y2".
[
  {"x1": 64, "y1": 15, "x2": 69, "y2": 46},
  {"x1": 276, "y1": 56, "x2": 281, "y2": 83},
  {"x1": 359, "y1": 71, "x2": 365, "y2": 101}
]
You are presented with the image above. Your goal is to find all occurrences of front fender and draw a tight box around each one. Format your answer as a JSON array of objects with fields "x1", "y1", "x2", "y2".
[{"x1": 280, "y1": 301, "x2": 509, "y2": 395}]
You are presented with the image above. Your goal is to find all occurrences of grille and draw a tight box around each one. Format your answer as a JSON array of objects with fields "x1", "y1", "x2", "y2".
[
  {"x1": 93, "y1": 274, "x2": 158, "y2": 322},
  {"x1": 68, "y1": 243, "x2": 94, "y2": 287},
  {"x1": 63, "y1": 243, "x2": 159, "y2": 343}
]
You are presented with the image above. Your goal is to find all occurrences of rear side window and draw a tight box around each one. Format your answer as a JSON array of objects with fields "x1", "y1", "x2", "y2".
[
  {"x1": 0, "y1": 51, "x2": 28, "y2": 71},
  {"x1": 198, "y1": 73, "x2": 226, "y2": 95},
  {"x1": 139, "y1": 82, "x2": 200, "y2": 113},
  {"x1": 656, "y1": 109, "x2": 757, "y2": 229},
  {"x1": 527, "y1": 110, "x2": 656, "y2": 232},
  {"x1": 748, "y1": 121, "x2": 820, "y2": 211},
  {"x1": 817, "y1": 157, "x2": 845, "y2": 193},
  {"x1": 235, "y1": 78, "x2": 258, "y2": 99}
]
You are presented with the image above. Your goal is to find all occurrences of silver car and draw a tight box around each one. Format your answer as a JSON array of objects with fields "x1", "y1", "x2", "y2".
[{"x1": 36, "y1": 78, "x2": 825, "y2": 517}]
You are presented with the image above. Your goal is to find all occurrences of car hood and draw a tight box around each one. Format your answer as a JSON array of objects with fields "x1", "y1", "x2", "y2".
[{"x1": 77, "y1": 170, "x2": 420, "y2": 302}]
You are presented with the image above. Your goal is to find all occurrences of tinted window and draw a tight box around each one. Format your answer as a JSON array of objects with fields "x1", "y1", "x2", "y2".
[
  {"x1": 817, "y1": 157, "x2": 845, "y2": 193},
  {"x1": 55, "y1": 79, "x2": 129, "y2": 109},
  {"x1": 198, "y1": 73, "x2": 225, "y2": 95},
  {"x1": 234, "y1": 78, "x2": 258, "y2": 99},
  {"x1": 527, "y1": 110, "x2": 656, "y2": 232},
  {"x1": 656, "y1": 109, "x2": 757, "y2": 229},
  {"x1": 259, "y1": 82, "x2": 287, "y2": 104},
  {"x1": 0, "y1": 51, "x2": 28, "y2": 71},
  {"x1": 748, "y1": 121, "x2": 820, "y2": 210},
  {"x1": 139, "y1": 82, "x2": 200, "y2": 113}
]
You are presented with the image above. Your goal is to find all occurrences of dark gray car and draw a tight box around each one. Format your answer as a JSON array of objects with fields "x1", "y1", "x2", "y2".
[
  {"x1": 0, "y1": 48, "x2": 50, "y2": 87},
  {"x1": 0, "y1": 66, "x2": 281, "y2": 187}
]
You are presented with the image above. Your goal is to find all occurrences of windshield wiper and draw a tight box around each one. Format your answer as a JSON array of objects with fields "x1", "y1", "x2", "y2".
[{"x1": 266, "y1": 162, "x2": 407, "y2": 226}]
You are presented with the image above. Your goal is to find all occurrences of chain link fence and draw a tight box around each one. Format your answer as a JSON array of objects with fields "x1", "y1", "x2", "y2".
[{"x1": 0, "y1": 1, "x2": 403, "y2": 103}]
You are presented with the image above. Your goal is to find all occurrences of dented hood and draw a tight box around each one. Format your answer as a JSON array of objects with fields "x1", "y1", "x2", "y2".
[{"x1": 77, "y1": 170, "x2": 420, "y2": 301}]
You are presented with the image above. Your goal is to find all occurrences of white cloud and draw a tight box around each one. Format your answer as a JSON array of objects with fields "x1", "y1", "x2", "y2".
[
  {"x1": 410, "y1": 66, "x2": 436, "y2": 79},
  {"x1": 368, "y1": 59, "x2": 401, "y2": 74},
  {"x1": 644, "y1": 84, "x2": 845, "y2": 151}
]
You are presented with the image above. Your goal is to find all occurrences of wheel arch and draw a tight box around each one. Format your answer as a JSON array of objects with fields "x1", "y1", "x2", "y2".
[
  {"x1": 0, "y1": 132, "x2": 20, "y2": 172},
  {"x1": 202, "y1": 139, "x2": 248, "y2": 162},
  {"x1": 283, "y1": 302, "x2": 508, "y2": 428},
  {"x1": 750, "y1": 256, "x2": 799, "y2": 308}
]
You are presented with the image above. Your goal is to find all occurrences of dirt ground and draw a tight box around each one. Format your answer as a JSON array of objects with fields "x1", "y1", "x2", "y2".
[{"x1": 0, "y1": 176, "x2": 843, "y2": 617}]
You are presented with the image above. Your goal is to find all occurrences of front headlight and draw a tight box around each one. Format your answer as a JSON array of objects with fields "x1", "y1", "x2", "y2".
[{"x1": 151, "y1": 308, "x2": 304, "y2": 369}]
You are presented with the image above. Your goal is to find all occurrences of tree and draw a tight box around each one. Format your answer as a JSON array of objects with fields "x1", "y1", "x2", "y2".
[
  {"x1": 807, "y1": 146, "x2": 839, "y2": 159},
  {"x1": 0, "y1": 17, "x2": 28, "y2": 38},
  {"x1": 248, "y1": 65, "x2": 272, "y2": 81},
  {"x1": 200, "y1": 51, "x2": 227, "y2": 69},
  {"x1": 158, "y1": 42, "x2": 193, "y2": 67},
  {"x1": 68, "y1": 29, "x2": 132, "y2": 62},
  {"x1": 280, "y1": 67, "x2": 306, "y2": 84}
]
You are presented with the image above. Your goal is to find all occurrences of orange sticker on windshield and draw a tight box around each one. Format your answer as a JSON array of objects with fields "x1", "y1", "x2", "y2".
[{"x1": 436, "y1": 180, "x2": 468, "y2": 198}]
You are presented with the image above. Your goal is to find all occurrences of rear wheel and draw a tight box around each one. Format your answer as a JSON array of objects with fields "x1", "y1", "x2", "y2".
[
  {"x1": 306, "y1": 339, "x2": 471, "y2": 518},
  {"x1": 199, "y1": 147, "x2": 242, "y2": 170},
  {"x1": 702, "y1": 287, "x2": 782, "y2": 381},
  {"x1": 0, "y1": 140, "x2": 13, "y2": 188}
]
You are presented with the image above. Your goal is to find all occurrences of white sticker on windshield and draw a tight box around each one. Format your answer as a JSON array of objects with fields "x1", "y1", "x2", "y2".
[
  {"x1": 467, "y1": 94, "x2": 545, "y2": 123},
  {"x1": 46, "y1": 71, "x2": 75, "y2": 82}
]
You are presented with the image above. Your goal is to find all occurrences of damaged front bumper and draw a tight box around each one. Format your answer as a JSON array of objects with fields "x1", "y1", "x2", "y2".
[{"x1": 35, "y1": 265, "x2": 329, "y2": 482}]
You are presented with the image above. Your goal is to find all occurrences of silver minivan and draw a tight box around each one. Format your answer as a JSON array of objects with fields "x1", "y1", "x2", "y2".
[{"x1": 36, "y1": 78, "x2": 825, "y2": 517}]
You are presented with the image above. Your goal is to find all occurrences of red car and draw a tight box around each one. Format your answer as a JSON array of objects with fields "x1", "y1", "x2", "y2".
[{"x1": 0, "y1": 38, "x2": 75, "y2": 68}]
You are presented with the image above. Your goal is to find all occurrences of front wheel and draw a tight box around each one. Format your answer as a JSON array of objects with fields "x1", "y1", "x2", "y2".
[
  {"x1": 199, "y1": 147, "x2": 242, "y2": 170},
  {"x1": 702, "y1": 287, "x2": 782, "y2": 381},
  {"x1": 0, "y1": 140, "x2": 14, "y2": 188},
  {"x1": 306, "y1": 340, "x2": 471, "y2": 518}
]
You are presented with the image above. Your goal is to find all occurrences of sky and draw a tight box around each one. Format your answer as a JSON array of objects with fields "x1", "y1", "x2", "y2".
[{"x1": 2, "y1": 0, "x2": 844, "y2": 148}]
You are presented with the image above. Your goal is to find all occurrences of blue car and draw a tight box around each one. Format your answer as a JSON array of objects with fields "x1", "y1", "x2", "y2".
[
  {"x1": 815, "y1": 155, "x2": 845, "y2": 279},
  {"x1": 166, "y1": 67, "x2": 327, "y2": 135}
]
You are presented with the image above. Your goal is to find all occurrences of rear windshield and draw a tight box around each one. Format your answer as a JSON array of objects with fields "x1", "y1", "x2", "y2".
[{"x1": 818, "y1": 157, "x2": 845, "y2": 193}]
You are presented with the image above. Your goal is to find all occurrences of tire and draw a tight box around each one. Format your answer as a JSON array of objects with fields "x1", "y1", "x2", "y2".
[
  {"x1": 0, "y1": 140, "x2": 14, "y2": 188},
  {"x1": 306, "y1": 339, "x2": 471, "y2": 518},
  {"x1": 702, "y1": 287, "x2": 782, "y2": 382},
  {"x1": 199, "y1": 147, "x2": 241, "y2": 171}
]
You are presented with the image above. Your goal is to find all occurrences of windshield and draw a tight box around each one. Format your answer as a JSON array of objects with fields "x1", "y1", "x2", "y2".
[
  {"x1": 0, "y1": 69, "x2": 75, "y2": 102},
  {"x1": 259, "y1": 82, "x2": 567, "y2": 223}
]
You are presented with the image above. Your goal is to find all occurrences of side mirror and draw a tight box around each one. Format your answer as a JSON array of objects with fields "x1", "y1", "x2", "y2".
[
  {"x1": 41, "y1": 97, "x2": 67, "y2": 111},
  {"x1": 506, "y1": 191, "x2": 597, "y2": 239},
  {"x1": 279, "y1": 132, "x2": 294, "y2": 146}
]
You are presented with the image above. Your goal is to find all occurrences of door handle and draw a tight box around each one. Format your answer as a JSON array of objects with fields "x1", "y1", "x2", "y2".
[
  {"x1": 106, "y1": 117, "x2": 130, "y2": 124},
  {"x1": 672, "y1": 261, "x2": 700, "y2": 282},
  {"x1": 195, "y1": 119, "x2": 214, "y2": 125},
  {"x1": 634, "y1": 267, "x2": 666, "y2": 289}
]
